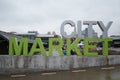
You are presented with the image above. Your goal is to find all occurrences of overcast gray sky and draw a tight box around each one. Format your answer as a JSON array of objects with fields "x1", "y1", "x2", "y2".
[{"x1": 0, "y1": 0, "x2": 120, "y2": 36}]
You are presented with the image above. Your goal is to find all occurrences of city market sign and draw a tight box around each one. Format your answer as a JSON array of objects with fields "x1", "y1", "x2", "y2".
[{"x1": 9, "y1": 20, "x2": 113, "y2": 56}]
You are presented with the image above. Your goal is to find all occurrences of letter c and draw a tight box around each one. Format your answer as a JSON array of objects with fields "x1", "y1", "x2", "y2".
[{"x1": 60, "y1": 20, "x2": 76, "y2": 38}]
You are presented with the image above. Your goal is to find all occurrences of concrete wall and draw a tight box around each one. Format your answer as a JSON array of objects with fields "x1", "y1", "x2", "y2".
[{"x1": 0, "y1": 55, "x2": 120, "y2": 74}]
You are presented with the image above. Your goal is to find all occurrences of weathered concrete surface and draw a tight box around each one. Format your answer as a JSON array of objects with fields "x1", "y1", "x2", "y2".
[
  {"x1": 1, "y1": 65, "x2": 120, "y2": 80},
  {"x1": 0, "y1": 55, "x2": 120, "y2": 74}
]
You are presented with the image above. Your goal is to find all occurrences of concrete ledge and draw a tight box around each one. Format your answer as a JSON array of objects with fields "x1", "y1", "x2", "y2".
[{"x1": 0, "y1": 55, "x2": 120, "y2": 74}]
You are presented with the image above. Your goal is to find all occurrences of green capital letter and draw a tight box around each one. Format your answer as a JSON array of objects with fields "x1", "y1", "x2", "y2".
[
  {"x1": 48, "y1": 38, "x2": 64, "y2": 56},
  {"x1": 29, "y1": 38, "x2": 46, "y2": 56},
  {"x1": 99, "y1": 38, "x2": 112, "y2": 56},
  {"x1": 66, "y1": 38, "x2": 82, "y2": 56},
  {"x1": 9, "y1": 37, "x2": 28, "y2": 56},
  {"x1": 84, "y1": 38, "x2": 98, "y2": 56}
]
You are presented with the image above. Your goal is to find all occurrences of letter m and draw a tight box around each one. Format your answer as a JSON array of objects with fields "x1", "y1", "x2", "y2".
[{"x1": 9, "y1": 37, "x2": 28, "y2": 56}]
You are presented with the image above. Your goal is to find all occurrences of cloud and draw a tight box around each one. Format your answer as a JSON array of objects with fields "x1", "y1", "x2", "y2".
[{"x1": 0, "y1": 0, "x2": 120, "y2": 36}]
